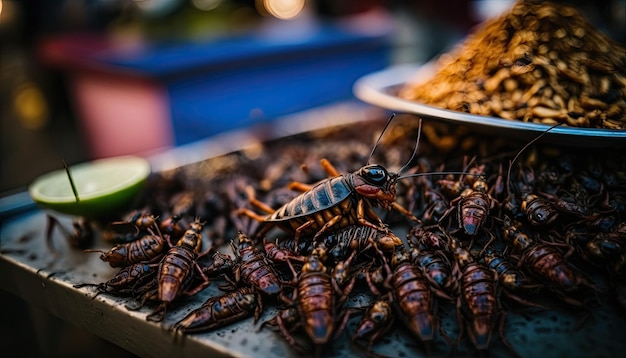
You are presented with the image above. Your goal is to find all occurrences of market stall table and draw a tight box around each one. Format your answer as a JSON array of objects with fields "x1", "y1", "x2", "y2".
[{"x1": 2, "y1": 102, "x2": 626, "y2": 358}]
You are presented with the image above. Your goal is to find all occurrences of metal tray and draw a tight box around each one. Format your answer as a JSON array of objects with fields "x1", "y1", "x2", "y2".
[
  {"x1": 2, "y1": 102, "x2": 626, "y2": 358},
  {"x1": 353, "y1": 63, "x2": 626, "y2": 147}
]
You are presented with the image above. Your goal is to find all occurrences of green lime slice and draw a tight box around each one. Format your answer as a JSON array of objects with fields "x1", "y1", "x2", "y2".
[{"x1": 28, "y1": 156, "x2": 151, "y2": 219}]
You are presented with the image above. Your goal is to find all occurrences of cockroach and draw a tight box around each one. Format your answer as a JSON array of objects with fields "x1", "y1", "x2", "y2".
[
  {"x1": 158, "y1": 215, "x2": 186, "y2": 242},
  {"x1": 237, "y1": 156, "x2": 415, "y2": 247},
  {"x1": 480, "y1": 246, "x2": 546, "y2": 309},
  {"x1": 408, "y1": 225, "x2": 451, "y2": 252},
  {"x1": 520, "y1": 192, "x2": 560, "y2": 226},
  {"x1": 173, "y1": 287, "x2": 262, "y2": 333},
  {"x1": 407, "y1": 241, "x2": 457, "y2": 301},
  {"x1": 139, "y1": 218, "x2": 212, "y2": 322},
  {"x1": 237, "y1": 116, "x2": 466, "y2": 248},
  {"x1": 45, "y1": 215, "x2": 94, "y2": 251},
  {"x1": 263, "y1": 237, "x2": 306, "y2": 264},
  {"x1": 451, "y1": 239, "x2": 512, "y2": 355},
  {"x1": 501, "y1": 218, "x2": 598, "y2": 307},
  {"x1": 109, "y1": 209, "x2": 158, "y2": 234},
  {"x1": 320, "y1": 224, "x2": 403, "y2": 264},
  {"x1": 366, "y1": 244, "x2": 440, "y2": 355},
  {"x1": 202, "y1": 251, "x2": 237, "y2": 277},
  {"x1": 224, "y1": 231, "x2": 283, "y2": 298},
  {"x1": 267, "y1": 248, "x2": 354, "y2": 355},
  {"x1": 439, "y1": 178, "x2": 497, "y2": 237},
  {"x1": 421, "y1": 187, "x2": 450, "y2": 224},
  {"x1": 351, "y1": 300, "x2": 394, "y2": 353},
  {"x1": 504, "y1": 123, "x2": 563, "y2": 225},
  {"x1": 84, "y1": 230, "x2": 168, "y2": 268},
  {"x1": 74, "y1": 262, "x2": 159, "y2": 299},
  {"x1": 584, "y1": 231, "x2": 626, "y2": 262},
  {"x1": 481, "y1": 246, "x2": 536, "y2": 292}
]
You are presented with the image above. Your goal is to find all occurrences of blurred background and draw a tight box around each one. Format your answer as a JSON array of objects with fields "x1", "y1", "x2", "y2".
[{"x1": 1, "y1": 0, "x2": 624, "y2": 356}]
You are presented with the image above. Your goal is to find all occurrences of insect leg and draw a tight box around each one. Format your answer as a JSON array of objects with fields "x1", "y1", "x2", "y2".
[
  {"x1": 319, "y1": 158, "x2": 340, "y2": 177},
  {"x1": 287, "y1": 182, "x2": 314, "y2": 192},
  {"x1": 311, "y1": 215, "x2": 343, "y2": 241},
  {"x1": 358, "y1": 199, "x2": 386, "y2": 230},
  {"x1": 391, "y1": 202, "x2": 421, "y2": 223},
  {"x1": 236, "y1": 208, "x2": 269, "y2": 222},
  {"x1": 244, "y1": 186, "x2": 276, "y2": 215}
]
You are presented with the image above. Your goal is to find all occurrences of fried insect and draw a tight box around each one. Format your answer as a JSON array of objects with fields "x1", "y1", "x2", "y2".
[
  {"x1": 237, "y1": 116, "x2": 425, "y2": 248},
  {"x1": 520, "y1": 193, "x2": 560, "y2": 226},
  {"x1": 584, "y1": 229, "x2": 626, "y2": 262},
  {"x1": 408, "y1": 225, "x2": 451, "y2": 252},
  {"x1": 451, "y1": 239, "x2": 512, "y2": 355},
  {"x1": 365, "y1": 244, "x2": 441, "y2": 356},
  {"x1": 351, "y1": 300, "x2": 394, "y2": 353},
  {"x1": 481, "y1": 247, "x2": 537, "y2": 292},
  {"x1": 158, "y1": 215, "x2": 186, "y2": 242},
  {"x1": 440, "y1": 178, "x2": 497, "y2": 237},
  {"x1": 46, "y1": 215, "x2": 94, "y2": 251},
  {"x1": 173, "y1": 287, "x2": 262, "y2": 333},
  {"x1": 224, "y1": 231, "x2": 283, "y2": 297},
  {"x1": 263, "y1": 248, "x2": 354, "y2": 354},
  {"x1": 138, "y1": 219, "x2": 212, "y2": 322},
  {"x1": 202, "y1": 251, "x2": 237, "y2": 277},
  {"x1": 84, "y1": 230, "x2": 168, "y2": 268},
  {"x1": 320, "y1": 224, "x2": 403, "y2": 264},
  {"x1": 110, "y1": 209, "x2": 158, "y2": 233},
  {"x1": 74, "y1": 262, "x2": 159, "y2": 299},
  {"x1": 408, "y1": 241, "x2": 457, "y2": 301},
  {"x1": 480, "y1": 246, "x2": 547, "y2": 310},
  {"x1": 263, "y1": 237, "x2": 306, "y2": 264},
  {"x1": 502, "y1": 217, "x2": 598, "y2": 307}
]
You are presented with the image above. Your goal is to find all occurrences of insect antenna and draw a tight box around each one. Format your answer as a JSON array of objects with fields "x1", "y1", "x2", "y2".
[
  {"x1": 398, "y1": 117, "x2": 423, "y2": 174},
  {"x1": 367, "y1": 113, "x2": 398, "y2": 165},
  {"x1": 505, "y1": 123, "x2": 563, "y2": 196},
  {"x1": 367, "y1": 113, "x2": 424, "y2": 176},
  {"x1": 398, "y1": 171, "x2": 480, "y2": 180}
]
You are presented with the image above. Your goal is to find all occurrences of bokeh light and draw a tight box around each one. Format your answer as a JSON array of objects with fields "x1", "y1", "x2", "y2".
[{"x1": 260, "y1": 0, "x2": 305, "y2": 20}]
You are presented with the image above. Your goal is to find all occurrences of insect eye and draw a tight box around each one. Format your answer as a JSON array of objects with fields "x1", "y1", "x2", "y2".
[{"x1": 361, "y1": 165, "x2": 388, "y2": 184}]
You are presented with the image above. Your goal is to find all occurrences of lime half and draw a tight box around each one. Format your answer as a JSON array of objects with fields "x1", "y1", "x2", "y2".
[{"x1": 28, "y1": 155, "x2": 151, "y2": 219}]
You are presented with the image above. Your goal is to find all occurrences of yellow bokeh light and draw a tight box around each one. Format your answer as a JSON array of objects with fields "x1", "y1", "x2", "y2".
[
  {"x1": 263, "y1": 0, "x2": 305, "y2": 20},
  {"x1": 13, "y1": 83, "x2": 49, "y2": 130}
]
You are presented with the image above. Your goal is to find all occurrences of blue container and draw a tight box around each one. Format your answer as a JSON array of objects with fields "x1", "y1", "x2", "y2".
[{"x1": 96, "y1": 24, "x2": 392, "y2": 145}]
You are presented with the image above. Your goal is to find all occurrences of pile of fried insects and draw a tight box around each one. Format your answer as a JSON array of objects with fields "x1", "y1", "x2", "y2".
[
  {"x1": 63, "y1": 115, "x2": 625, "y2": 357},
  {"x1": 399, "y1": 0, "x2": 626, "y2": 129}
]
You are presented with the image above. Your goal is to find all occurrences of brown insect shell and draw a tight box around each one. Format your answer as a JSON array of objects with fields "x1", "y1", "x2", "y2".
[
  {"x1": 520, "y1": 193, "x2": 559, "y2": 226},
  {"x1": 176, "y1": 230, "x2": 202, "y2": 253},
  {"x1": 353, "y1": 300, "x2": 394, "y2": 342},
  {"x1": 301, "y1": 254, "x2": 327, "y2": 274},
  {"x1": 159, "y1": 216, "x2": 185, "y2": 240},
  {"x1": 522, "y1": 244, "x2": 579, "y2": 291},
  {"x1": 370, "y1": 231, "x2": 403, "y2": 252},
  {"x1": 460, "y1": 263, "x2": 497, "y2": 351},
  {"x1": 503, "y1": 222, "x2": 533, "y2": 251},
  {"x1": 100, "y1": 245, "x2": 129, "y2": 267},
  {"x1": 107, "y1": 262, "x2": 157, "y2": 289},
  {"x1": 133, "y1": 214, "x2": 157, "y2": 230}
]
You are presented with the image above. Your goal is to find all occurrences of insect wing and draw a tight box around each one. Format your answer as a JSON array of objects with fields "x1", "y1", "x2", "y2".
[{"x1": 266, "y1": 177, "x2": 353, "y2": 222}]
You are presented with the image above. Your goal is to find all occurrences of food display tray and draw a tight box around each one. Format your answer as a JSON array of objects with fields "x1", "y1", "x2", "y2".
[
  {"x1": 2, "y1": 102, "x2": 626, "y2": 358},
  {"x1": 353, "y1": 63, "x2": 626, "y2": 147}
]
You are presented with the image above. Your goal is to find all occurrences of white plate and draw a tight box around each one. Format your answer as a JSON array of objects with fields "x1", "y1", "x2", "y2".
[{"x1": 353, "y1": 63, "x2": 626, "y2": 147}]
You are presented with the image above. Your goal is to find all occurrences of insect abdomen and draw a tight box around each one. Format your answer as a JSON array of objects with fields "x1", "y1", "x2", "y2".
[{"x1": 269, "y1": 177, "x2": 353, "y2": 221}]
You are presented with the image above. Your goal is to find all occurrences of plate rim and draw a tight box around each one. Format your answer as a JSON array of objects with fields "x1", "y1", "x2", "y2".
[{"x1": 353, "y1": 62, "x2": 626, "y2": 142}]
